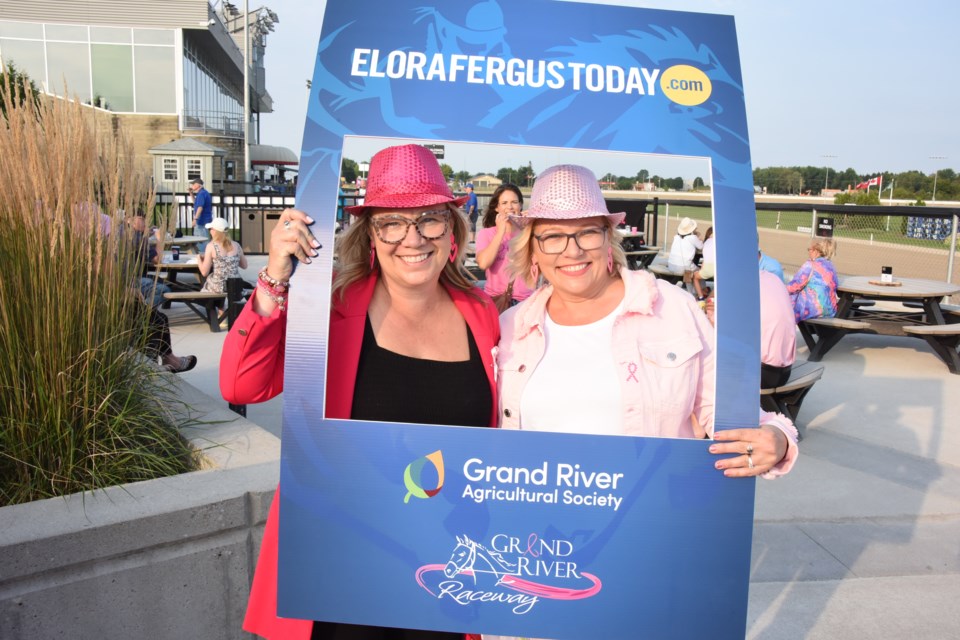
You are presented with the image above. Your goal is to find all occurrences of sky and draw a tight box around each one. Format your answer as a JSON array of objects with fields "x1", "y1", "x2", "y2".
[{"x1": 257, "y1": 0, "x2": 959, "y2": 178}]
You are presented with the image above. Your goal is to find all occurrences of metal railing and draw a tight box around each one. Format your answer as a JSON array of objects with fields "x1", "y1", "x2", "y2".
[{"x1": 651, "y1": 199, "x2": 960, "y2": 298}]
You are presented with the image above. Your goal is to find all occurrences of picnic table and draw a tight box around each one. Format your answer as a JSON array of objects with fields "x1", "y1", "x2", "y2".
[
  {"x1": 799, "y1": 275, "x2": 960, "y2": 374},
  {"x1": 151, "y1": 253, "x2": 204, "y2": 306},
  {"x1": 149, "y1": 235, "x2": 206, "y2": 253}
]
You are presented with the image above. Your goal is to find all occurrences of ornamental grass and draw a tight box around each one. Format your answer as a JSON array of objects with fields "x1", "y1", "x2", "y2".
[{"x1": 0, "y1": 71, "x2": 196, "y2": 506}]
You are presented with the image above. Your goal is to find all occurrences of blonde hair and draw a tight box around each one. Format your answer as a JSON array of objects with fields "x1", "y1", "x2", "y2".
[
  {"x1": 810, "y1": 237, "x2": 836, "y2": 260},
  {"x1": 210, "y1": 228, "x2": 232, "y2": 253},
  {"x1": 332, "y1": 203, "x2": 478, "y2": 301},
  {"x1": 509, "y1": 217, "x2": 627, "y2": 288}
]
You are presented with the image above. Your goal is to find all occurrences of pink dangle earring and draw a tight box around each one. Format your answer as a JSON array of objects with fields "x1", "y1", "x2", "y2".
[
  {"x1": 449, "y1": 234, "x2": 458, "y2": 263},
  {"x1": 530, "y1": 261, "x2": 539, "y2": 282},
  {"x1": 369, "y1": 241, "x2": 377, "y2": 270},
  {"x1": 607, "y1": 246, "x2": 615, "y2": 274}
]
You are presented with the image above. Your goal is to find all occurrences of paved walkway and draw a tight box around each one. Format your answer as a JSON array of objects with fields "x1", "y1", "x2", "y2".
[{"x1": 167, "y1": 256, "x2": 960, "y2": 639}]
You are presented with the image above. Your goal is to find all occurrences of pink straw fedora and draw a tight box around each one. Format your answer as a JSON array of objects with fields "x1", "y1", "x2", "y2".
[
  {"x1": 510, "y1": 164, "x2": 625, "y2": 227},
  {"x1": 345, "y1": 144, "x2": 469, "y2": 216}
]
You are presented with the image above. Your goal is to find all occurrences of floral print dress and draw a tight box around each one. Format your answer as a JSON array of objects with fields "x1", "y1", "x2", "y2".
[
  {"x1": 200, "y1": 242, "x2": 241, "y2": 294},
  {"x1": 786, "y1": 257, "x2": 838, "y2": 322}
]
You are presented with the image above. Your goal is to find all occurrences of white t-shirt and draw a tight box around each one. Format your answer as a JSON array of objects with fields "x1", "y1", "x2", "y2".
[
  {"x1": 701, "y1": 236, "x2": 716, "y2": 265},
  {"x1": 667, "y1": 233, "x2": 703, "y2": 272},
  {"x1": 519, "y1": 304, "x2": 624, "y2": 435}
]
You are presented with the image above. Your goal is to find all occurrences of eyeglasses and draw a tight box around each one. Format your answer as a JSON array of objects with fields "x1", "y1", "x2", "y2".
[
  {"x1": 533, "y1": 227, "x2": 607, "y2": 254},
  {"x1": 370, "y1": 210, "x2": 450, "y2": 244}
]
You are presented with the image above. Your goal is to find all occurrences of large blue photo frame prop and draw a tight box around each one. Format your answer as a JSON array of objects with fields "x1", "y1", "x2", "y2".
[{"x1": 280, "y1": 1, "x2": 762, "y2": 638}]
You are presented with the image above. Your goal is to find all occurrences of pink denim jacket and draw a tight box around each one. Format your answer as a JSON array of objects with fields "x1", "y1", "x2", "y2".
[{"x1": 496, "y1": 269, "x2": 798, "y2": 477}]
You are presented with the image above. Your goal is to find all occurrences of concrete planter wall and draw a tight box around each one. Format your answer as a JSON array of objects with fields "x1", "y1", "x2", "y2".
[{"x1": 0, "y1": 380, "x2": 280, "y2": 640}]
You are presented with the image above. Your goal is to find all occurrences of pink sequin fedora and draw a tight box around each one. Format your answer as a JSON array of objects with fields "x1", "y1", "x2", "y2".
[
  {"x1": 510, "y1": 164, "x2": 625, "y2": 227},
  {"x1": 345, "y1": 144, "x2": 469, "y2": 216}
]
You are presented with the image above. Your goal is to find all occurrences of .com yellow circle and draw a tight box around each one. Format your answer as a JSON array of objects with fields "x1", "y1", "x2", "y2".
[{"x1": 660, "y1": 65, "x2": 712, "y2": 106}]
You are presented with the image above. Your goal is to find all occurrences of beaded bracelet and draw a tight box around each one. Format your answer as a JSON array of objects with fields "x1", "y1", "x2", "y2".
[
  {"x1": 257, "y1": 268, "x2": 289, "y2": 311},
  {"x1": 258, "y1": 267, "x2": 289, "y2": 291}
]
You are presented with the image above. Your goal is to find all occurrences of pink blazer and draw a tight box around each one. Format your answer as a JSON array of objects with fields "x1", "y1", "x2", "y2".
[{"x1": 220, "y1": 274, "x2": 500, "y2": 639}]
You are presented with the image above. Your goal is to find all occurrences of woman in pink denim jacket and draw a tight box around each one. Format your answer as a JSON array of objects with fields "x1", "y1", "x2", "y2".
[{"x1": 496, "y1": 164, "x2": 797, "y2": 477}]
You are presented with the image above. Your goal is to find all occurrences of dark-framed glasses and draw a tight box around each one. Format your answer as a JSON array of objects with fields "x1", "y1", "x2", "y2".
[
  {"x1": 371, "y1": 210, "x2": 450, "y2": 244},
  {"x1": 533, "y1": 227, "x2": 607, "y2": 254}
]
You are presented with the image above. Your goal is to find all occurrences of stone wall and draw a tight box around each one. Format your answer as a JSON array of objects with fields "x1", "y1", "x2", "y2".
[{"x1": 0, "y1": 380, "x2": 278, "y2": 640}]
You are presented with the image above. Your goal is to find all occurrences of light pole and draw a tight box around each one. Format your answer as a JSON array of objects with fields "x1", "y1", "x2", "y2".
[
  {"x1": 821, "y1": 154, "x2": 837, "y2": 191},
  {"x1": 358, "y1": 161, "x2": 369, "y2": 183},
  {"x1": 929, "y1": 155, "x2": 947, "y2": 201}
]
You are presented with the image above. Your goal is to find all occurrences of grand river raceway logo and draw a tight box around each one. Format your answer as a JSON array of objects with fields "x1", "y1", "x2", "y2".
[{"x1": 415, "y1": 533, "x2": 602, "y2": 614}]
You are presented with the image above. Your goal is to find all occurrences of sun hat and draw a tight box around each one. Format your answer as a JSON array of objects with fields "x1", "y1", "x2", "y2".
[
  {"x1": 510, "y1": 164, "x2": 625, "y2": 227},
  {"x1": 677, "y1": 217, "x2": 698, "y2": 236},
  {"x1": 344, "y1": 144, "x2": 469, "y2": 216},
  {"x1": 205, "y1": 217, "x2": 229, "y2": 232}
]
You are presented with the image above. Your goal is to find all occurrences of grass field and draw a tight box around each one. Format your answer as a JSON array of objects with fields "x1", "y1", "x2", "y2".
[{"x1": 656, "y1": 205, "x2": 954, "y2": 252}]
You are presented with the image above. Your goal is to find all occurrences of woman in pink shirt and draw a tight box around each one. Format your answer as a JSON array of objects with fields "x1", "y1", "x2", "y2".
[
  {"x1": 474, "y1": 184, "x2": 534, "y2": 311},
  {"x1": 497, "y1": 164, "x2": 798, "y2": 478}
]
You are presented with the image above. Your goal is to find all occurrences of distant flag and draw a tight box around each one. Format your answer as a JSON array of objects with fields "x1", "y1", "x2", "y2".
[
  {"x1": 867, "y1": 176, "x2": 882, "y2": 187},
  {"x1": 855, "y1": 180, "x2": 869, "y2": 190}
]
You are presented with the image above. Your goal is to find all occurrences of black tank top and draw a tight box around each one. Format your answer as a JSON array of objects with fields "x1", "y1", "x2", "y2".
[{"x1": 350, "y1": 315, "x2": 492, "y2": 428}]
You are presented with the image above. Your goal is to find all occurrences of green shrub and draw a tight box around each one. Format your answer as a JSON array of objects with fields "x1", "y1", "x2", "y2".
[{"x1": 0, "y1": 70, "x2": 196, "y2": 506}]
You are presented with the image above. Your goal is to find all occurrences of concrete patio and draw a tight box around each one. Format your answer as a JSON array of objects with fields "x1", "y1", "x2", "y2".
[{"x1": 164, "y1": 255, "x2": 960, "y2": 639}]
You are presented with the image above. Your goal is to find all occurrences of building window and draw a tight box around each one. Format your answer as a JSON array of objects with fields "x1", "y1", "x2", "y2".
[
  {"x1": 91, "y1": 43, "x2": 134, "y2": 112},
  {"x1": 163, "y1": 158, "x2": 179, "y2": 181},
  {"x1": 134, "y1": 45, "x2": 174, "y2": 113},
  {"x1": 186, "y1": 159, "x2": 202, "y2": 182}
]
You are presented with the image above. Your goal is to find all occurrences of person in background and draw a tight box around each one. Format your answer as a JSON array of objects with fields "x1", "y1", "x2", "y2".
[
  {"x1": 221, "y1": 144, "x2": 499, "y2": 640},
  {"x1": 125, "y1": 213, "x2": 197, "y2": 373},
  {"x1": 759, "y1": 270, "x2": 796, "y2": 388},
  {"x1": 759, "y1": 249, "x2": 785, "y2": 282},
  {"x1": 198, "y1": 217, "x2": 247, "y2": 294},
  {"x1": 498, "y1": 164, "x2": 797, "y2": 477},
  {"x1": 127, "y1": 212, "x2": 168, "y2": 308},
  {"x1": 189, "y1": 178, "x2": 212, "y2": 251},
  {"x1": 475, "y1": 184, "x2": 534, "y2": 311},
  {"x1": 464, "y1": 182, "x2": 478, "y2": 242},
  {"x1": 787, "y1": 237, "x2": 838, "y2": 322},
  {"x1": 692, "y1": 226, "x2": 714, "y2": 300},
  {"x1": 666, "y1": 216, "x2": 704, "y2": 288}
]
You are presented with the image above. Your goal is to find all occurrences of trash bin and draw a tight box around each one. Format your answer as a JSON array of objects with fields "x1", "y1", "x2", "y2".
[
  {"x1": 264, "y1": 210, "x2": 283, "y2": 248},
  {"x1": 241, "y1": 209, "x2": 265, "y2": 253}
]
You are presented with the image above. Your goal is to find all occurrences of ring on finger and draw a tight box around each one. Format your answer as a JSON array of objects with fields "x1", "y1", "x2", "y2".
[
  {"x1": 746, "y1": 443, "x2": 754, "y2": 455},
  {"x1": 747, "y1": 455, "x2": 755, "y2": 470},
  {"x1": 283, "y1": 220, "x2": 291, "y2": 230}
]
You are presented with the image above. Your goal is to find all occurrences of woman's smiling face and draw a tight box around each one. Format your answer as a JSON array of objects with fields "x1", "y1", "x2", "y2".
[
  {"x1": 532, "y1": 216, "x2": 613, "y2": 300},
  {"x1": 369, "y1": 205, "x2": 453, "y2": 292}
]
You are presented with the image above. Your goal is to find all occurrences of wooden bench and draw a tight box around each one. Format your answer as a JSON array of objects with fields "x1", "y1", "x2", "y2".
[
  {"x1": 624, "y1": 249, "x2": 660, "y2": 270},
  {"x1": 646, "y1": 264, "x2": 684, "y2": 285},
  {"x1": 896, "y1": 301, "x2": 960, "y2": 324},
  {"x1": 798, "y1": 317, "x2": 872, "y2": 361},
  {"x1": 163, "y1": 291, "x2": 227, "y2": 332},
  {"x1": 902, "y1": 324, "x2": 960, "y2": 374},
  {"x1": 760, "y1": 359, "x2": 825, "y2": 440}
]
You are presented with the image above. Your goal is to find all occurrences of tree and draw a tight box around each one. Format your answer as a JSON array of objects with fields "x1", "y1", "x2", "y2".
[
  {"x1": 454, "y1": 170, "x2": 471, "y2": 185},
  {"x1": 514, "y1": 164, "x2": 534, "y2": 186},
  {"x1": 339, "y1": 158, "x2": 358, "y2": 184},
  {"x1": 439, "y1": 163, "x2": 454, "y2": 182},
  {"x1": 636, "y1": 169, "x2": 649, "y2": 183},
  {"x1": 693, "y1": 176, "x2": 704, "y2": 189},
  {"x1": 615, "y1": 177, "x2": 634, "y2": 190},
  {"x1": 0, "y1": 63, "x2": 40, "y2": 118}
]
